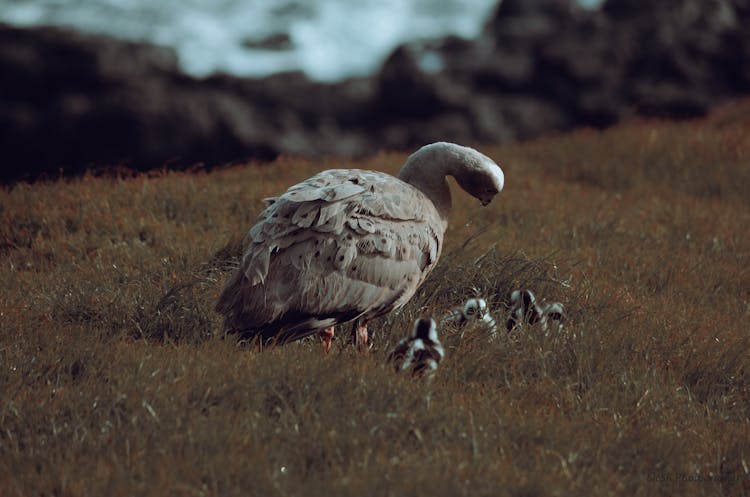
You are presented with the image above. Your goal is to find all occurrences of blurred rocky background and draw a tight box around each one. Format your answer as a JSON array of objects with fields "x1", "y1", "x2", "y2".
[{"x1": 1, "y1": 0, "x2": 749, "y2": 182}]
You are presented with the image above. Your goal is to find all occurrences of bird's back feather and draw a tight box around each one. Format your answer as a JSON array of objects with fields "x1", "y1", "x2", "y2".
[{"x1": 216, "y1": 169, "x2": 444, "y2": 342}]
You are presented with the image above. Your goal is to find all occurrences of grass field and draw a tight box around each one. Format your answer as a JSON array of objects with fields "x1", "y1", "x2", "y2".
[{"x1": 2, "y1": 99, "x2": 749, "y2": 496}]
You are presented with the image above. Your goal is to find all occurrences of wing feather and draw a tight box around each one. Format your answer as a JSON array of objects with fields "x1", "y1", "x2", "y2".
[
  {"x1": 318, "y1": 203, "x2": 342, "y2": 227},
  {"x1": 291, "y1": 202, "x2": 320, "y2": 227}
]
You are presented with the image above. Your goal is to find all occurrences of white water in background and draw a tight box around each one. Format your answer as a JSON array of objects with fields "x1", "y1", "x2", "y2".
[{"x1": 0, "y1": 0, "x2": 604, "y2": 82}]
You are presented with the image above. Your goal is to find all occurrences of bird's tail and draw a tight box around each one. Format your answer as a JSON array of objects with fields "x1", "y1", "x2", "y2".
[{"x1": 215, "y1": 269, "x2": 247, "y2": 332}]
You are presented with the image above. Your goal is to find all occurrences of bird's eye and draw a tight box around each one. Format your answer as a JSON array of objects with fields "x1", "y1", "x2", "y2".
[{"x1": 466, "y1": 308, "x2": 475, "y2": 315}]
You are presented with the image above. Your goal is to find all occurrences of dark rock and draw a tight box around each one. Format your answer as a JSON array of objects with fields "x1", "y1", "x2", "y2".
[
  {"x1": 2, "y1": 0, "x2": 750, "y2": 182},
  {"x1": 0, "y1": 24, "x2": 282, "y2": 182},
  {"x1": 371, "y1": 45, "x2": 448, "y2": 120},
  {"x1": 601, "y1": 0, "x2": 750, "y2": 116}
]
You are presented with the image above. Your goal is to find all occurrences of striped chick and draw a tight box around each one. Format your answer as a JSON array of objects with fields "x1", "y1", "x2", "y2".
[
  {"x1": 506, "y1": 289, "x2": 565, "y2": 332},
  {"x1": 441, "y1": 297, "x2": 498, "y2": 338},
  {"x1": 387, "y1": 318, "x2": 444, "y2": 378}
]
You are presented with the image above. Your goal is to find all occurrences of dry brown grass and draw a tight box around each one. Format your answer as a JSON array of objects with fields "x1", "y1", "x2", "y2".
[{"x1": 2, "y1": 99, "x2": 750, "y2": 496}]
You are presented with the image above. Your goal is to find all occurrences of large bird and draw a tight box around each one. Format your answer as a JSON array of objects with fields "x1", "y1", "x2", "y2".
[{"x1": 216, "y1": 142, "x2": 505, "y2": 351}]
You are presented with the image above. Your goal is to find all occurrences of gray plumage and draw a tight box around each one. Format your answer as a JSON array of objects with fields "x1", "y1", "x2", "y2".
[{"x1": 216, "y1": 142, "x2": 504, "y2": 345}]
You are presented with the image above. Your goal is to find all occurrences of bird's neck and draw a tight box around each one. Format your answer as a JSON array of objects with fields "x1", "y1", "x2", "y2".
[{"x1": 397, "y1": 149, "x2": 454, "y2": 226}]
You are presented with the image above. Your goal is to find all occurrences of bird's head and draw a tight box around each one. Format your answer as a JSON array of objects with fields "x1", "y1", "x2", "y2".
[
  {"x1": 444, "y1": 144, "x2": 504, "y2": 206},
  {"x1": 400, "y1": 142, "x2": 504, "y2": 207},
  {"x1": 464, "y1": 298, "x2": 488, "y2": 319},
  {"x1": 544, "y1": 302, "x2": 566, "y2": 322}
]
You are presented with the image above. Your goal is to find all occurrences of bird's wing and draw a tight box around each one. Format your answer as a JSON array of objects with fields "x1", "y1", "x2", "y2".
[
  {"x1": 387, "y1": 338, "x2": 411, "y2": 366},
  {"x1": 440, "y1": 308, "x2": 465, "y2": 327},
  {"x1": 217, "y1": 169, "x2": 444, "y2": 339}
]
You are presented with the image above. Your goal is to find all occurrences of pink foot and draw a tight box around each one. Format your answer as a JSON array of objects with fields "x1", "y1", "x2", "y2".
[
  {"x1": 318, "y1": 326, "x2": 335, "y2": 355},
  {"x1": 355, "y1": 323, "x2": 368, "y2": 353}
]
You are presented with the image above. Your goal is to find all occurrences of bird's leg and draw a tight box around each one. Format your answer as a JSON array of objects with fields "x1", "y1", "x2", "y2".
[
  {"x1": 355, "y1": 322, "x2": 368, "y2": 352},
  {"x1": 318, "y1": 326, "x2": 335, "y2": 355},
  {"x1": 348, "y1": 319, "x2": 369, "y2": 352}
]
